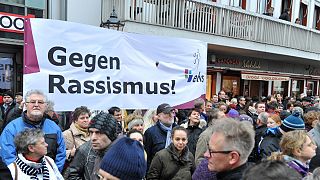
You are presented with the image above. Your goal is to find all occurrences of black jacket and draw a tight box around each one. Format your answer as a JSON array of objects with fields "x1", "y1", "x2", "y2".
[
  {"x1": 259, "y1": 127, "x2": 282, "y2": 159},
  {"x1": 185, "y1": 124, "x2": 203, "y2": 156},
  {"x1": 216, "y1": 163, "x2": 252, "y2": 180}
]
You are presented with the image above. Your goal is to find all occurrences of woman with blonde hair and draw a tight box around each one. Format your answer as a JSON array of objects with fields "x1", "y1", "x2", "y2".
[
  {"x1": 268, "y1": 130, "x2": 317, "y2": 177},
  {"x1": 143, "y1": 109, "x2": 157, "y2": 133}
]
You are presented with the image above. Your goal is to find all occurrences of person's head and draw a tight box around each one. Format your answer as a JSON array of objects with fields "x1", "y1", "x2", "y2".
[
  {"x1": 171, "y1": 126, "x2": 188, "y2": 153},
  {"x1": 73, "y1": 106, "x2": 91, "y2": 129},
  {"x1": 295, "y1": 18, "x2": 301, "y2": 24},
  {"x1": 218, "y1": 90, "x2": 226, "y2": 101},
  {"x1": 267, "y1": 95, "x2": 277, "y2": 103},
  {"x1": 206, "y1": 108, "x2": 225, "y2": 126},
  {"x1": 279, "y1": 111, "x2": 305, "y2": 133},
  {"x1": 14, "y1": 128, "x2": 48, "y2": 159},
  {"x1": 156, "y1": 103, "x2": 174, "y2": 127},
  {"x1": 2, "y1": 91, "x2": 14, "y2": 105},
  {"x1": 44, "y1": 100, "x2": 55, "y2": 118},
  {"x1": 243, "y1": 160, "x2": 301, "y2": 180},
  {"x1": 218, "y1": 102, "x2": 228, "y2": 113},
  {"x1": 255, "y1": 102, "x2": 266, "y2": 114},
  {"x1": 99, "y1": 137, "x2": 146, "y2": 180},
  {"x1": 302, "y1": 97, "x2": 312, "y2": 107},
  {"x1": 268, "y1": 7, "x2": 274, "y2": 14},
  {"x1": 280, "y1": 130, "x2": 317, "y2": 164},
  {"x1": 127, "y1": 114, "x2": 144, "y2": 132},
  {"x1": 127, "y1": 129, "x2": 143, "y2": 145},
  {"x1": 194, "y1": 98, "x2": 205, "y2": 112},
  {"x1": 187, "y1": 108, "x2": 201, "y2": 126},
  {"x1": 286, "y1": 102, "x2": 294, "y2": 112},
  {"x1": 304, "y1": 111, "x2": 320, "y2": 129},
  {"x1": 226, "y1": 109, "x2": 239, "y2": 119},
  {"x1": 238, "y1": 114, "x2": 253, "y2": 125},
  {"x1": 25, "y1": 90, "x2": 48, "y2": 121},
  {"x1": 257, "y1": 112, "x2": 268, "y2": 126},
  {"x1": 238, "y1": 96, "x2": 246, "y2": 106},
  {"x1": 205, "y1": 100, "x2": 213, "y2": 112},
  {"x1": 108, "y1": 107, "x2": 122, "y2": 122},
  {"x1": 89, "y1": 112, "x2": 117, "y2": 151},
  {"x1": 267, "y1": 114, "x2": 282, "y2": 128},
  {"x1": 204, "y1": 118, "x2": 255, "y2": 172},
  {"x1": 211, "y1": 94, "x2": 219, "y2": 103},
  {"x1": 15, "y1": 92, "x2": 23, "y2": 104},
  {"x1": 284, "y1": 8, "x2": 290, "y2": 14}
]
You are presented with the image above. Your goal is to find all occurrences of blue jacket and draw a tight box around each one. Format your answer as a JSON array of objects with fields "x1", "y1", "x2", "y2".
[{"x1": 0, "y1": 115, "x2": 66, "y2": 172}]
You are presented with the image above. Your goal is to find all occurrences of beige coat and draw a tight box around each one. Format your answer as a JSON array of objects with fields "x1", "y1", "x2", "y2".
[{"x1": 63, "y1": 123, "x2": 90, "y2": 159}]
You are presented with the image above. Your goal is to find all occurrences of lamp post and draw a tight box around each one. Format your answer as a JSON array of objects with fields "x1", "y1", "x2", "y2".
[{"x1": 100, "y1": 7, "x2": 124, "y2": 31}]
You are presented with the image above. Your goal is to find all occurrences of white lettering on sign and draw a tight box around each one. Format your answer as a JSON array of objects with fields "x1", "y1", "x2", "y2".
[{"x1": 241, "y1": 74, "x2": 290, "y2": 81}]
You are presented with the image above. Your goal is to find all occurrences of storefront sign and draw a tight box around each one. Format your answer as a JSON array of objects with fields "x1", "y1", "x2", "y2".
[
  {"x1": 23, "y1": 19, "x2": 207, "y2": 111},
  {"x1": 241, "y1": 73, "x2": 290, "y2": 81},
  {"x1": 0, "y1": 12, "x2": 25, "y2": 33},
  {"x1": 242, "y1": 60, "x2": 261, "y2": 69}
]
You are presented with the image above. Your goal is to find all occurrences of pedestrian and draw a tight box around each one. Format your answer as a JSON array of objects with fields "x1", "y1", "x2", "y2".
[
  {"x1": 7, "y1": 128, "x2": 63, "y2": 179},
  {"x1": 147, "y1": 126, "x2": 195, "y2": 179},
  {"x1": 66, "y1": 112, "x2": 117, "y2": 180},
  {"x1": 0, "y1": 89, "x2": 66, "y2": 172}
]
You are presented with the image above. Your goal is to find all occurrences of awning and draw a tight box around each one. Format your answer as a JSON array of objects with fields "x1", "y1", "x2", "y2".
[{"x1": 241, "y1": 73, "x2": 290, "y2": 81}]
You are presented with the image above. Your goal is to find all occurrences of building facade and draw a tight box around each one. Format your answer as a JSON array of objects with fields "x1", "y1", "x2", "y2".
[{"x1": 1, "y1": 0, "x2": 320, "y2": 100}]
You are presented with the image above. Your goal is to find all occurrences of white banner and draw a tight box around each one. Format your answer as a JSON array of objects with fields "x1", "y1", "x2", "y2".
[{"x1": 23, "y1": 19, "x2": 207, "y2": 111}]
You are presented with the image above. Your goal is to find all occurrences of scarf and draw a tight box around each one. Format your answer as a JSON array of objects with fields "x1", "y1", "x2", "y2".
[
  {"x1": 15, "y1": 155, "x2": 50, "y2": 180},
  {"x1": 159, "y1": 121, "x2": 173, "y2": 148},
  {"x1": 284, "y1": 155, "x2": 309, "y2": 177},
  {"x1": 74, "y1": 123, "x2": 89, "y2": 137}
]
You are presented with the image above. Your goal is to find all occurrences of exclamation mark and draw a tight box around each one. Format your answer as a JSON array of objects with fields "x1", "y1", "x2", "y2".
[{"x1": 171, "y1": 80, "x2": 175, "y2": 94}]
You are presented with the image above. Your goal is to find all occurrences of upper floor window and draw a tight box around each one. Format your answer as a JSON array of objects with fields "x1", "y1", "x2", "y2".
[
  {"x1": 314, "y1": 5, "x2": 320, "y2": 30},
  {"x1": 229, "y1": 0, "x2": 246, "y2": 9},
  {"x1": 257, "y1": 0, "x2": 268, "y2": 14}
]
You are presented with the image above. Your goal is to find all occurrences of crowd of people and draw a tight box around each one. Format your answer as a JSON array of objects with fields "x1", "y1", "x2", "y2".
[{"x1": 0, "y1": 89, "x2": 320, "y2": 179}]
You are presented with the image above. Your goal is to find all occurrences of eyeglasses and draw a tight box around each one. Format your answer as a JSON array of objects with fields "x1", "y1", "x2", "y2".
[
  {"x1": 26, "y1": 100, "x2": 46, "y2": 105},
  {"x1": 207, "y1": 143, "x2": 236, "y2": 157}
]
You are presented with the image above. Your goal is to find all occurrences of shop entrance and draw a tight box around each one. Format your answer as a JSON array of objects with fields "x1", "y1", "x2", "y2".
[{"x1": 243, "y1": 80, "x2": 268, "y2": 97}]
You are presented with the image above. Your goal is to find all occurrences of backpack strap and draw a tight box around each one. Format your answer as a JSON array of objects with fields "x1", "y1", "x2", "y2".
[
  {"x1": 44, "y1": 156, "x2": 54, "y2": 169},
  {"x1": 13, "y1": 162, "x2": 18, "y2": 180}
]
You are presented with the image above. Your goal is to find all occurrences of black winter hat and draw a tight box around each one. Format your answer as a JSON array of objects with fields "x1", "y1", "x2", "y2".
[
  {"x1": 3, "y1": 91, "x2": 14, "y2": 99},
  {"x1": 89, "y1": 112, "x2": 117, "y2": 141}
]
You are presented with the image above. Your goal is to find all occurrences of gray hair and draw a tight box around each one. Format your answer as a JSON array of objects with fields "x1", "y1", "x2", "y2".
[
  {"x1": 211, "y1": 118, "x2": 255, "y2": 163},
  {"x1": 25, "y1": 89, "x2": 48, "y2": 102},
  {"x1": 258, "y1": 112, "x2": 269, "y2": 125},
  {"x1": 45, "y1": 100, "x2": 55, "y2": 113},
  {"x1": 14, "y1": 128, "x2": 44, "y2": 154}
]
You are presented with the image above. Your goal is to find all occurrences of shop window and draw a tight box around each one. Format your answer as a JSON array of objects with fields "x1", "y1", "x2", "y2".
[
  {"x1": 291, "y1": 79, "x2": 304, "y2": 98},
  {"x1": 222, "y1": 76, "x2": 240, "y2": 98},
  {"x1": 0, "y1": 55, "x2": 14, "y2": 92},
  {"x1": 307, "y1": 81, "x2": 317, "y2": 96},
  {"x1": 273, "y1": 81, "x2": 289, "y2": 97}
]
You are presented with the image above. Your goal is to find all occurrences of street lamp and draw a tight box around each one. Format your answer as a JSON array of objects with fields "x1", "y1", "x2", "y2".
[{"x1": 100, "y1": 7, "x2": 124, "y2": 31}]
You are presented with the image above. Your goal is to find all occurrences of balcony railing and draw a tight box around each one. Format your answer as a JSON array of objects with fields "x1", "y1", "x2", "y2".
[{"x1": 103, "y1": 0, "x2": 320, "y2": 54}]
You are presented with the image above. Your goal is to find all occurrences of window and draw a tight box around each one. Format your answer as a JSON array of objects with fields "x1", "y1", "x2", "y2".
[
  {"x1": 257, "y1": 0, "x2": 268, "y2": 14},
  {"x1": 299, "y1": 3, "x2": 308, "y2": 26},
  {"x1": 314, "y1": 5, "x2": 320, "y2": 30},
  {"x1": 0, "y1": 54, "x2": 14, "y2": 91},
  {"x1": 229, "y1": 0, "x2": 246, "y2": 9}
]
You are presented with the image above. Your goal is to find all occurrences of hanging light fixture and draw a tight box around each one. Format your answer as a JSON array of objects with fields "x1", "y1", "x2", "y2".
[{"x1": 100, "y1": 7, "x2": 124, "y2": 31}]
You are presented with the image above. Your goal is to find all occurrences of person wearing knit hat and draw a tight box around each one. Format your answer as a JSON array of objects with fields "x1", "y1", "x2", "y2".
[
  {"x1": 126, "y1": 114, "x2": 144, "y2": 133},
  {"x1": 280, "y1": 111, "x2": 305, "y2": 132},
  {"x1": 227, "y1": 109, "x2": 240, "y2": 119},
  {"x1": 259, "y1": 111, "x2": 306, "y2": 159},
  {"x1": 98, "y1": 137, "x2": 146, "y2": 180},
  {"x1": 66, "y1": 112, "x2": 118, "y2": 180}
]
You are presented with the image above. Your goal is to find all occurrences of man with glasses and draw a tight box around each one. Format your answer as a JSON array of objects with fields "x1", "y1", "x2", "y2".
[
  {"x1": 144, "y1": 103, "x2": 177, "y2": 169},
  {"x1": 204, "y1": 118, "x2": 255, "y2": 179},
  {"x1": 0, "y1": 89, "x2": 66, "y2": 172}
]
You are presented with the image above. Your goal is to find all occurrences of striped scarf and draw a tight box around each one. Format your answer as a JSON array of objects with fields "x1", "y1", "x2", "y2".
[{"x1": 15, "y1": 155, "x2": 50, "y2": 180}]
